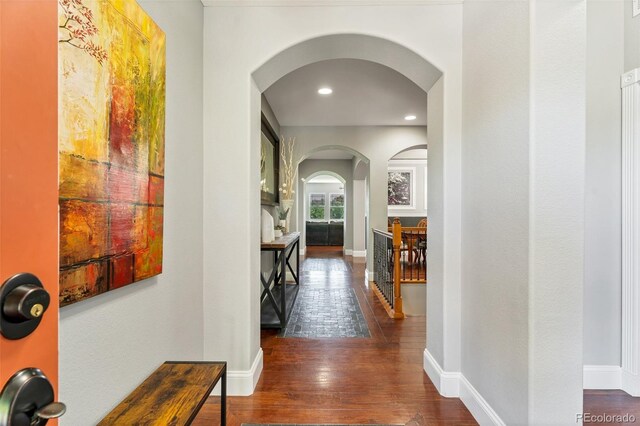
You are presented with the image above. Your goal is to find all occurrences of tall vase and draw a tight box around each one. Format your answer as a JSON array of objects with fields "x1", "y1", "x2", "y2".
[{"x1": 281, "y1": 199, "x2": 294, "y2": 233}]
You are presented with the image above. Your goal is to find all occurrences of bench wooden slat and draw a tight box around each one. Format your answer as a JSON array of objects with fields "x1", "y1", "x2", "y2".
[{"x1": 98, "y1": 361, "x2": 225, "y2": 426}]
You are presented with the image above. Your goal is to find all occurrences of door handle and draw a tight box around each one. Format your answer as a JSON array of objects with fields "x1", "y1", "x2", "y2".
[
  {"x1": 0, "y1": 368, "x2": 66, "y2": 425},
  {"x1": 0, "y1": 273, "x2": 50, "y2": 340}
]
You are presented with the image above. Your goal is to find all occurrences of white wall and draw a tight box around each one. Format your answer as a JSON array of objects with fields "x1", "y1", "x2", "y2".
[
  {"x1": 59, "y1": 1, "x2": 204, "y2": 423},
  {"x1": 461, "y1": 3, "x2": 530, "y2": 422},
  {"x1": 387, "y1": 159, "x2": 428, "y2": 218},
  {"x1": 625, "y1": 0, "x2": 640, "y2": 72},
  {"x1": 426, "y1": 77, "x2": 445, "y2": 370},
  {"x1": 459, "y1": 1, "x2": 586, "y2": 424},
  {"x1": 584, "y1": 0, "x2": 624, "y2": 367},
  {"x1": 528, "y1": 2, "x2": 586, "y2": 422},
  {"x1": 353, "y1": 179, "x2": 366, "y2": 255}
]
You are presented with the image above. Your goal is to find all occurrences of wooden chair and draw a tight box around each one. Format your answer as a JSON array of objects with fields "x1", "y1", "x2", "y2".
[{"x1": 416, "y1": 218, "x2": 427, "y2": 264}]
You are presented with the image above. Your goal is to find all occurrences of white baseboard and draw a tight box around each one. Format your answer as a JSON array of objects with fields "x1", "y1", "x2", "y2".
[
  {"x1": 423, "y1": 348, "x2": 459, "y2": 396},
  {"x1": 300, "y1": 247, "x2": 306, "y2": 256},
  {"x1": 622, "y1": 368, "x2": 640, "y2": 396},
  {"x1": 459, "y1": 375, "x2": 506, "y2": 426},
  {"x1": 352, "y1": 250, "x2": 366, "y2": 257},
  {"x1": 212, "y1": 348, "x2": 263, "y2": 396},
  {"x1": 344, "y1": 249, "x2": 353, "y2": 255},
  {"x1": 583, "y1": 365, "x2": 622, "y2": 390},
  {"x1": 423, "y1": 349, "x2": 505, "y2": 426},
  {"x1": 365, "y1": 269, "x2": 375, "y2": 282},
  {"x1": 583, "y1": 365, "x2": 640, "y2": 396}
]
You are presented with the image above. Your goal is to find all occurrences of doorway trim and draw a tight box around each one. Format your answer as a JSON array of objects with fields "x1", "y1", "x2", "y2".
[{"x1": 621, "y1": 67, "x2": 640, "y2": 397}]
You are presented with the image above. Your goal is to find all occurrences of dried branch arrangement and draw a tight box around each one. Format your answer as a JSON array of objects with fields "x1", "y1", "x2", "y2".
[{"x1": 279, "y1": 137, "x2": 296, "y2": 201}]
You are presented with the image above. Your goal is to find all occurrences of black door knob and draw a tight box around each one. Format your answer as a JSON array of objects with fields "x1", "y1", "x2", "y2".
[
  {"x1": 0, "y1": 273, "x2": 50, "y2": 340},
  {"x1": 0, "y1": 368, "x2": 66, "y2": 426}
]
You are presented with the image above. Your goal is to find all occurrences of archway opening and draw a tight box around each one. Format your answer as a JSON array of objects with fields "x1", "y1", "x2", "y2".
[
  {"x1": 386, "y1": 145, "x2": 428, "y2": 316},
  {"x1": 251, "y1": 31, "x2": 446, "y2": 388}
]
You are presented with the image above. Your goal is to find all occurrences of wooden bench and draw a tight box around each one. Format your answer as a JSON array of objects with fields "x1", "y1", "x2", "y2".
[{"x1": 98, "y1": 361, "x2": 227, "y2": 426}]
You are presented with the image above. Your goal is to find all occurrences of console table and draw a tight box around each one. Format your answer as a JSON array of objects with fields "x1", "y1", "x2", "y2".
[{"x1": 261, "y1": 232, "x2": 300, "y2": 328}]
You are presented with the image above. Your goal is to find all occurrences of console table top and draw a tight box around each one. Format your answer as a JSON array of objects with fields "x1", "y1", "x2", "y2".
[{"x1": 261, "y1": 232, "x2": 300, "y2": 250}]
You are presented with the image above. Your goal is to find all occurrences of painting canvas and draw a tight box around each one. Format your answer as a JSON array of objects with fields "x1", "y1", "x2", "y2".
[
  {"x1": 388, "y1": 168, "x2": 415, "y2": 208},
  {"x1": 260, "y1": 116, "x2": 279, "y2": 205},
  {"x1": 260, "y1": 132, "x2": 275, "y2": 196},
  {"x1": 58, "y1": 0, "x2": 166, "y2": 306}
]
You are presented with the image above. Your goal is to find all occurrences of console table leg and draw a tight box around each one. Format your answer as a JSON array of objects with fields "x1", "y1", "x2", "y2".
[
  {"x1": 296, "y1": 240, "x2": 300, "y2": 285},
  {"x1": 281, "y1": 247, "x2": 287, "y2": 326}
]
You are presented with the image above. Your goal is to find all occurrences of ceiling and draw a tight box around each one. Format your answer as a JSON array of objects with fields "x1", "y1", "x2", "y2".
[
  {"x1": 391, "y1": 148, "x2": 428, "y2": 160},
  {"x1": 264, "y1": 58, "x2": 428, "y2": 126}
]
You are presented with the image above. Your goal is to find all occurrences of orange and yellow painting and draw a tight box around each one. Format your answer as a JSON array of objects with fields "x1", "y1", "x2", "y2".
[{"x1": 58, "y1": 0, "x2": 165, "y2": 306}]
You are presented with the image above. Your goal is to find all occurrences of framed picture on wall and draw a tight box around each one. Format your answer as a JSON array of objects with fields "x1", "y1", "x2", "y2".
[
  {"x1": 388, "y1": 167, "x2": 415, "y2": 209},
  {"x1": 635, "y1": 0, "x2": 640, "y2": 17},
  {"x1": 260, "y1": 113, "x2": 279, "y2": 205}
]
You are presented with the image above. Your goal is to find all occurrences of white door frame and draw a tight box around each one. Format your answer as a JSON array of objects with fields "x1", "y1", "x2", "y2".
[{"x1": 621, "y1": 68, "x2": 640, "y2": 397}]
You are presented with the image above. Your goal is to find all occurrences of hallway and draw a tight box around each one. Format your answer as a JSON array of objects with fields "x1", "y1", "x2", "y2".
[
  {"x1": 196, "y1": 247, "x2": 477, "y2": 425},
  {"x1": 194, "y1": 248, "x2": 640, "y2": 425}
]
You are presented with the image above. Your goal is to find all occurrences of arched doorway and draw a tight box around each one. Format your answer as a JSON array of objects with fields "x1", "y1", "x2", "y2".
[
  {"x1": 203, "y1": 29, "x2": 462, "y2": 400},
  {"x1": 249, "y1": 33, "x2": 454, "y2": 391},
  {"x1": 295, "y1": 146, "x2": 370, "y2": 258}
]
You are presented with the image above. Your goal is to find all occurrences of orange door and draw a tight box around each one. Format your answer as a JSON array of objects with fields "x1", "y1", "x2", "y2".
[{"x1": 0, "y1": 0, "x2": 59, "y2": 420}]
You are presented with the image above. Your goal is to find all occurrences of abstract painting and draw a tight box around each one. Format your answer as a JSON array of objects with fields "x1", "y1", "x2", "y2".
[
  {"x1": 58, "y1": 0, "x2": 166, "y2": 306},
  {"x1": 388, "y1": 168, "x2": 415, "y2": 208}
]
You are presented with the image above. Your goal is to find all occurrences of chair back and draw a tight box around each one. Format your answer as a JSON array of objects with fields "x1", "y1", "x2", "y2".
[{"x1": 417, "y1": 218, "x2": 427, "y2": 228}]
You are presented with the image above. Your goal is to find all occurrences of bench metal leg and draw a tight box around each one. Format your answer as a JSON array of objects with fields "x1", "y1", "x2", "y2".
[{"x1": 221, "y1": 366, "x2": 226, "y2": 426}]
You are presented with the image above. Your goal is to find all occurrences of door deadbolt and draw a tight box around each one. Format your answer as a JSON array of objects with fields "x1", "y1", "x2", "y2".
[
  {"x1": 0, "y1": 368, "x2": 66, "y2": 426},
  {"x1": 0, "y1": 273, "x2": 50, "y2": 340}
]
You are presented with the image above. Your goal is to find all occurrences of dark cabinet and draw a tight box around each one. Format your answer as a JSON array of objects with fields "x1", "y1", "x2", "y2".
[
  {"x1": 306, "y1": 221, "x2": 344, "y2": 246},
  {"x1": 328, "y1": 222, "x2": 344, "y2": 246}
]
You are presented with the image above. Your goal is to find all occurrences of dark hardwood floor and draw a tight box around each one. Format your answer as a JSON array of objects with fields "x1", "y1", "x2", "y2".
[
  {"x1": 583, "y1": 390, "x2": 640, "y2": 424},
  {"x1": 195, "y1": 246, "x2": 639, "y2": 425}
]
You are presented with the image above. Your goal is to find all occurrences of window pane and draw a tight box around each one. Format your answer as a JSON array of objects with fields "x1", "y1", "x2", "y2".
[
  {"x1": 310, "y1": 194, "x2": 325, "y2": 206},
  {"x1": 330, "y1": 207, "x2": 344, "y2": 220},
  {"x1": 309, "y1": 193, "x2": 326, "y2": 219},
  {"x1": 310, "y1": 206, "x2": 325, "y2": 219},
  {"x1": 330, "y1": 193, "x2": 344, "y2": 207}
]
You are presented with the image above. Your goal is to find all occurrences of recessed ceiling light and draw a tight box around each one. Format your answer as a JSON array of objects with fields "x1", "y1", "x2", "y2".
[
  {"x1": 404, "y1": 115, "x2": 417, "y2": 121},
  {"x1": 318, "y1": 87, "x2": 333, "y2": 95}
]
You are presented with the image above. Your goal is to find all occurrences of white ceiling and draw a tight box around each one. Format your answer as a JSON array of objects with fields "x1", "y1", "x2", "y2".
[
  {"x1": 264, "y1": 59, "x2": 428, "y2": 126},
  {"x1": 391, "y1": 148, "x2": 428, "y2": 160}
]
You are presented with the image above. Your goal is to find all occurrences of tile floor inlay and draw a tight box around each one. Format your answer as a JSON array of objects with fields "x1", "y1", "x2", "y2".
[
  {"x1": 282, "y1": 287, "x2": 370, "y2": 338},
  {"x1": 301, "y1": 257, "x2": 352, "y2": 272}
]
